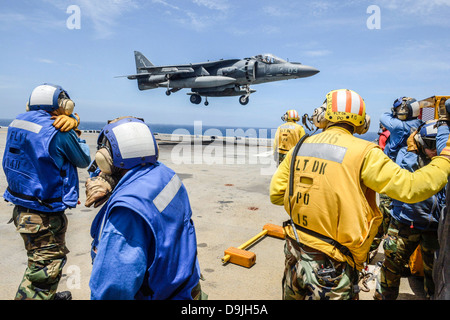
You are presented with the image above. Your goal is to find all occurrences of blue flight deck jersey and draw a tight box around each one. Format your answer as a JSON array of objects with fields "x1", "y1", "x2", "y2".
[
  {"x1": 90, "y1": 162, "x2": 201, "y2": 300},
  {"x1": 390, "y1": 146, "x2": 444, "y2": 231},
  {"x1": 380, "y1": 112, "x2": 422, "y2": 161},
  {"x1": 2, "y1": 110, "x2": 90, "y2": 212}
]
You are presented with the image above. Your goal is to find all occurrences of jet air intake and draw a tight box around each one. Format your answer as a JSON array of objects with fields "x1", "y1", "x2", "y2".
[{"x1": 244, "y1": 59, "x2": 256, "y2": 83}]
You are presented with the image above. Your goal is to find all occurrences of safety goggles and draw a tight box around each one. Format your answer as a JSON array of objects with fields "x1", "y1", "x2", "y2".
[{"x1": 393, "y1": 97, "x2": 405, "y2": 108}]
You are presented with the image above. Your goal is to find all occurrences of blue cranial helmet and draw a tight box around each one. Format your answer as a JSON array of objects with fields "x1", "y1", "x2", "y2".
[
  {"x1": 393, "y1": 97, "x2": 419, "y2": 120},
  {"x1": 28, "y1": 83, "x2": 70, "y2": 111},
  {"x1": 416, "y1": 120, "x2": 437, "y2": 151},
  {"x1": 393, "y1": 97, "x2": 407, "y2": 108},
  {"x1": 97, "y1": 117, "x2": 159, "y2": 170}
]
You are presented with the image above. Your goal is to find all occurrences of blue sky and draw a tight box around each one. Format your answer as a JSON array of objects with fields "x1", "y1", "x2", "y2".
[{"x1": 0, "y1": 0, "x2": 449, "y2": 130}]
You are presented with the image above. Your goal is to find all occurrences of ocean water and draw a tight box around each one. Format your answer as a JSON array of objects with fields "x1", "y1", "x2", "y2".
[{"x1": 0, "y1": 119, "x2": 379, "y2": 142}]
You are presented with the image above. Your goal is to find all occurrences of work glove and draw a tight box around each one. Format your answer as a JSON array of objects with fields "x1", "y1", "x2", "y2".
[
  {"x1": 52, "y1": 113, "x2": 80, "y2": 132},
  {"x1": 406, "y1": 130, "x2": 419, "y2": 153},
  {"x1": 438, "y1": 100, "x2": 450, "y2": 121},
  {"x1": 85, "y1": 173, "x2": 118, "y2": 208}
]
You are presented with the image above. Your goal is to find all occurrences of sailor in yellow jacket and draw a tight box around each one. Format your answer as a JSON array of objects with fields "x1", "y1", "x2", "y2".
[
  {"x1": 273, "y1": 109, "x2": 306, "y2": 165},
  {"x1": 270, "y1": 89, "x2": 450, "y2": 300}
]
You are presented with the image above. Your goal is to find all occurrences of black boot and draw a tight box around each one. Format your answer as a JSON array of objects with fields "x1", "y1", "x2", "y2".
[{"x1": 54, "y1": 291, "x2": 72, "y2": 300}]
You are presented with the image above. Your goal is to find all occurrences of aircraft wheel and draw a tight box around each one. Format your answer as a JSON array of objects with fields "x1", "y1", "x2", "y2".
[
  {"x1": 166, "y1": 90, "x2": 171, "y2": 96},
  {"x1": 204, "y1": 101, "x2": 209, "y2": 106},
  {"x1": 190, "y1": 94, "x2": 202, "y2": 105},
  {"x1": 239, "y1": 95, "x2": 249, "y2": 105}
]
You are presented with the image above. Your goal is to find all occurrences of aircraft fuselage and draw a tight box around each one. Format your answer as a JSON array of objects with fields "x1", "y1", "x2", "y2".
[{"x1": 124, "y1": 52, "x2": 319, "y2": 105}]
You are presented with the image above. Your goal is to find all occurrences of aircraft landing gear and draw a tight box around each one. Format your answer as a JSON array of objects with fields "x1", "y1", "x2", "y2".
[
  {"x1": 204, "y1": 97, "x2": 209, "y2": 106},
  {"x1": 166, "y1": 78, "x2": 171, "y2": 96},
  {"x1": 239, "y1": 95, "x2": 249, "y2": 105},
  {"x1": 239, "y1": 85, "x2": 251, "y2": 105},
  {"x1": 190, "y1": 94, "x2": 202, "y2": 105}
]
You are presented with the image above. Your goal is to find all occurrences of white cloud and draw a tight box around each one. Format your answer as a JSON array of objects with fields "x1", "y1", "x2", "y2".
[
  {"x1": 76, "y1": 0, "x2": 139, "y2": 39},
  {"x1": 308, "y1": 1, "x2": 332, "y2": 16},
  {"x1": 0, "y1": 11, "x2": 63, "y2": 31},
  {"x1": 151, "y1": 0, "x2": 229, "y2": 32},
  {"x1": 179, "y1": 11, "x2": 208, "y2": 31},
  {"x1": 193, "y1": 0, "x2": 229, "y2": 11},
  {"x1": 379, "y1": 0, "x2": 450, "y2": 13},
  {"x1": 262, "y1": 6, "x2": 294, "y2": 17},
  {"x1": 303, "y1": 50, "x2": 332, "y2": 57},
  {"x1": 42, "y1": 0, "x2": 140, "y2": 39},
  {"x1": 152, "y1": 0, "x2": 180, "y2": 11},
  {"x1": 376, "y1": 0, "x2": 450, "y2": 26},
  {"x1": 37, "y1": 58, "x2": 55, "y2": 64}
]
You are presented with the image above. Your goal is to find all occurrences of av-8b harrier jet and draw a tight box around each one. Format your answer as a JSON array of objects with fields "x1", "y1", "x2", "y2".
[{"x1": 122, "y1": 51, "x2": 319, "y2": 106}]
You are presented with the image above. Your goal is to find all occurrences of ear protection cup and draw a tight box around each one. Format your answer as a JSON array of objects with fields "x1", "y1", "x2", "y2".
[
  {"x1": 355, "y1": 115, "x2": 371, "y2": 135},
  {"x1": 312, "y1": 104, "x2": 328, "y2": 129},
  {"x1": 58, "y1": 98, "x2": 75, "y2": 115},
  {"x1": 95, "y1": 148, "x2": 114, "y2": 175}
]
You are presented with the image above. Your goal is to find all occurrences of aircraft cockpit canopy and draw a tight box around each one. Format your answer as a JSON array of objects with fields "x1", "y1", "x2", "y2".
[{"x1": 254, "y1": 54, "x2": 287, "y2": 64}]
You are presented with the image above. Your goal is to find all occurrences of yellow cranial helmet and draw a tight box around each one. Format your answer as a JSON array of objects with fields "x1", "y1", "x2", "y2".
[
  {"x1": 282, "y1": 109, "x2": 300, "y2": 122},
  {"x1": 325, "y1": 89, "x2": 366, "y2": 127}
]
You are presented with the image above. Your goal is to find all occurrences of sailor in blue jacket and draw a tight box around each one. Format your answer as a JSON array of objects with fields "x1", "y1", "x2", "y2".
[
  {"x1": 376, "y1": 120, "x2": 444, "y2": 300},
  {"x1": 380, "y1": 97, "x2": 423, "y2": 161},
  {"x1": 86, "y1": 117, "x2": 204, "y2": 300},
  {"x1": 2, "y1": 84, "x2": 91, "y2": 300}
]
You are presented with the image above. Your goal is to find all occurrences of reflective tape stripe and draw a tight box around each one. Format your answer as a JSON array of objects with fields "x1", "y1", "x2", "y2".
[
  {"x1": 332, "y1": 90, "x2": 364, "y2": 116},
  {"x1": 332, "y1": 91, "x2": 338, "y2": 113},
  {"x1": 298, "y1": 143, "x2": 347, "y2": 163},
  {"x1": 345, "y1": 90, "x2": 352, "y2": 113},
  {"x1": 97, "y1": 210, "x2": 109, "y2": 242},
  {"x1": 9, "y1": 119, "x2": 42, "y2": 134},
  {"x1": 153, "y1": 174, "x2": 182, "y2": 213},
  {"x1": 281, "y1": 124, "x2": 296, "y2": 129}
]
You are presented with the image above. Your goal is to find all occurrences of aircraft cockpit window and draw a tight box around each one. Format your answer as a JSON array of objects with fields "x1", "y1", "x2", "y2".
[{"x1": 255, "y1": 54, "x2": 286, "y2": 64}]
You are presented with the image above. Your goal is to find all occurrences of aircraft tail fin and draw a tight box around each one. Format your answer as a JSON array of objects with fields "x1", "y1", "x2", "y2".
[
  {"x1": 134, "y1": 51, "x2": 154, "y2": 74},
  {"x1": 133, "y1": 51, "x2": 157, "y2": 90}
]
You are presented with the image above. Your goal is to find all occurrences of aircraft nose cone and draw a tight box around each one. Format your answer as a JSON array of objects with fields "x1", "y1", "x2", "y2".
[{"x1": 299, "y1": 65, "x2": 320, "y2": 77}]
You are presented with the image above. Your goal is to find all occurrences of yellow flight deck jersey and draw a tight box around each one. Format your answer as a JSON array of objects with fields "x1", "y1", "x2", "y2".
[
  {"x1": 274, "y1": 121, "x2": 306, "y2": 155},
  {"x1": 270, "y1": 126, "x2": 450, "y2": 270}
]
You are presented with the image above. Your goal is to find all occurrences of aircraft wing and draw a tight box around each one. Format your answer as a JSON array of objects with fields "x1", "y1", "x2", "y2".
[
  {"x1": 117, "y1": 69, "x2": 194, "y2": 80},
  {"x1": 137, "y1": 66, "x2": 195, "y2": 75},
  {"x1": 137, "y1": 59, "x2": 241, "y2": 75}
]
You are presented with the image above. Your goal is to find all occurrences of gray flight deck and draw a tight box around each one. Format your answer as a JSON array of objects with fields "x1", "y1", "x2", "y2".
[{"x1": 0, "y1": 128, "x2": 426, "y2": 300}]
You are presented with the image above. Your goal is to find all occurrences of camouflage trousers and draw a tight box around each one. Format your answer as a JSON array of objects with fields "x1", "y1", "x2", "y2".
[
  {"x1": 12, "y1": 205, "x2": 69, "y2": 300},
  {"x1": 191, "y1": 279, "x2": 208, "y2": 300},
  {"x1": 376, "y1": 218, "x2": 439, "y2": 300},
  {"x1": 282, "y1": 237, "x2": 358, "y2": 300},
  {"x1": 370, "y1": 194, "x2": 391, "y2": 252}
]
